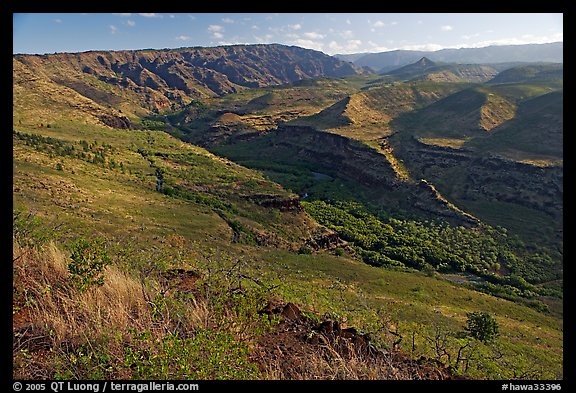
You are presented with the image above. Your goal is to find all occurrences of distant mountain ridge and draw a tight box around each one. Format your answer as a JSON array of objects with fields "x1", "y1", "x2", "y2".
[
  {"x1": 337, "y1": 42, "x2": 563, "y2": 72},
  {"x1": 383, "y1": 57, "x2": 498, "y2": 83},
  {"x1": 488, "y1": 63, "x2": 563, "y2": 84},
  {"x1": 13, "y1": 44, "x2": 366, "y2": 121}
]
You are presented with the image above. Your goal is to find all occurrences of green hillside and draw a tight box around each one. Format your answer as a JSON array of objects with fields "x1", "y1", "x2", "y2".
[
  {"x1": 466, "y1": 91, "x2": 563, "y2": 160},
  {"x1": 384, "y1": 57, "x2": 498, "y2": 83},
  {"x1": 293, "y1": 81, "x2": 467, "y2": 140},
  {"x1": 13, "y1": 48, "x2": 563, "y2": 381},
  {"x1": 396, "y1": 86, "x2": 517, "y2": 137},
  {"x1": 13, "y1": 121, "x2": 563, "y2": 380},
  {"x1": 488, "y1": 63, "x2": 563, "y2": 85}
]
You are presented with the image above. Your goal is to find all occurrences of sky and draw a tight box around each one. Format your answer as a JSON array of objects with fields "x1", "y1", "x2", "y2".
[{"x1": 13, "y1": 13, "x2": 563, "y2": 55}]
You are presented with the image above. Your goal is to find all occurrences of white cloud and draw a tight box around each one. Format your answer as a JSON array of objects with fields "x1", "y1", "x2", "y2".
[
  {"x1": 253, "y1": 34, "x2": 275, "y2": 43},
  {"x1": 417, "y1": 20, "x2": 423, "y2": 25},
  {"x1": 53, "y1": 18, "x2": 62, "y2": 23},
  {"x1": 326, "y1": 39, "x2": 363, "y2": 54},
  {"x1": 251, "y1": 25, "x2": 259, "y2": 30},
  {"x1": 208, "y1": 25, "x2": 224, "y2": 32},
  {"x1": 175, "y1": 35, "x2": 191, "y2": 41},
  {"x1": 291, "y1": 39, "x2": 324, "y2": 52},
  {"x1": 328, "y1": 41, "x2": 341, "y2": 51},
  {"x1": 286, "y1": 33, "x2": 300, "y2": 39},
  {"x1": 138, "y1": 13, "x2": 162, "y2": 18},
  {"x1": 441, "y1": 25, "x2": 453, "y2": 31},
  {"x1": 109, "y1": 25, "x2": 118, "y2": 34},
  {"x1": 373, "y1": 20, "x2": 385, "y2": 28},
  {"x1": 169, "y1": 14, "x2": 175, "y2": 19},
  {"x1": 400, "y1": 43, "x2": 445, "y2": 51},
  {"x1": 303, "y1": 31, "x2": 325, "y2": 40},
  {"x1": 368, "y1": 40, "x2": 391, "y2": 52},
  {"x1": 346, "y1": 19, "x2": 351, "y2": 25},
  {"x1": 340, "y1": 30, "x2": 354, "y2": 39},
  {"x1": 463, "y1": 32, "x2": 563, "y2": 48},
  {"x1": 213, "y1": 32, "x2": 224, "y2": 39},
  {"x1": 289, "y1": 23, "x2": 302, "y2": 30},
  {"x1": 218, "y1": 40, "x2": 247, "y2": 46},
  {"x1": 126, "y1": 20, "x2": 136, "y2": 27},
  {"x1": 188, "y1": 15, "x2": 196, "y2": 20},
  {"x1": 222, "y1": 17, "x2": 234, "y2": 24},
  {"x1": 113, "y1": 13, "x2": 131, "y2": 17},
  {"x1": 391, "y1": 21, "x2": 398, "y2": 26},
  {"x1": 461, "y1": 33, "x2": 480, "y2": 40}
]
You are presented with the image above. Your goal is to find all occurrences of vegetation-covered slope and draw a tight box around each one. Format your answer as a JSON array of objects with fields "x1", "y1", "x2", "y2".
[
  {"x1": 13, "y1": 47, "x2": 563, "y2": 381},
  {"x1": 384, "y1": 57, "x2": 498, "y2": 83},
  {"x1": 488, "y1": 63, "x2": 563, "y2": 85},
  {"x1": 14, "y1": 44, "x2": 366, "y2": 119},
  {"x1": 293, "y1": 81, "x2": 467, "y2": 139}
]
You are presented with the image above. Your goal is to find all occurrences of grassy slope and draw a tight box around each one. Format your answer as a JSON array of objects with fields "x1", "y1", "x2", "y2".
[
  {"x1": 465, "y1": 91, "x2": 563, "y2": 161},
  {"x1": 156, "y1": 76, "x2": 380, "y2": 146},
  {"x1": 292, "y1": 82, "x2": 468, "y2": 140},
  {"x1": 13, "y1": 58, "x2": 563, "y2": 379},
  {"x1": 13, "y1": 118, "x2": 563, "y2": 379}
]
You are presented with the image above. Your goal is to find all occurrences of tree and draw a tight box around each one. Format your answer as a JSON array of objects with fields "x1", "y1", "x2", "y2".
[{"x1": 465, "y1": 312, "x2": 499, "y2": 343}]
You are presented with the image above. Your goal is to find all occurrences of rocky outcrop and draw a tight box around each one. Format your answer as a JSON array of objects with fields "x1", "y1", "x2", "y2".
[
  {"x1": 260, "y1": 126, "x2": 479, "y2": 226},
  {"x1": 245, "y1": 194, "x2": 303, "y2": 212},
  {"x1": 256, "y1": 299, "x2": 456, "y2": 379},
  {"x1": 14, "y1": 44, "x2": 366, "y2": 115},
  {"x1": 97, "y1": 113, "x2": 132, "y2": 129}
]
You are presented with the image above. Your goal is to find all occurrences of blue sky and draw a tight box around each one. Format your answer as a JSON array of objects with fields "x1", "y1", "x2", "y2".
[{"x1": 13, "y1": 13, "x2": 563, "y2": 55}]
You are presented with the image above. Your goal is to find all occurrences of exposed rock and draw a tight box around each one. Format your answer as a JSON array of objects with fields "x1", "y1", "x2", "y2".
[
  {"x1": 97, "y1": 114, "x2": 132, "y2": 129},
  {"x1": 14, "y1": 44, "x2": 367, "y2": 114},
  {"x1": 280, "y1": 303, "x2": 302, "y2": 321},
  {"x1": 246, "y1": 194, "x2": 303, "y2": 212},
  {"x1": 254, "y1": 300, "x2": 456, "y2": 379}
]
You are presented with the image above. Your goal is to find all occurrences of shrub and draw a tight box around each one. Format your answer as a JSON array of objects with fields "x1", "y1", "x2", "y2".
[
  {"x1": 67, "y1": 238, "x2": 111, "y2": 292},
  {"x1": 124, "y1": 329, "x2": 259, "y2": 380},
  {"x1": 465, "y1": 311, "x2": 500, "y2": 344},
  {"x1": 13, "y1": 210, "x2": 54, "y2": 248}
]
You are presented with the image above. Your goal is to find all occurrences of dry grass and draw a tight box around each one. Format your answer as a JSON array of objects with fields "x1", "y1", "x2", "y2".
[
  {"x1": 13, "y1": 239, "x2": 153, "y2": 343},
  {"x1": 418, "y1": 137, "x2": 469, "y2": 149},
  {"x1": 12, "y1": 236, "x2": 274, "y2": 380},
  {"x1": 12, "y1": 238, "x2": 214, "y2": 379},
  {"x1": 259, "y1": 338, "x2": 445, "y2": 380}
]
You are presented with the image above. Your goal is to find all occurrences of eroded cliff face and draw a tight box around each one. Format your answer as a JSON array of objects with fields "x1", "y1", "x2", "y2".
[
  {"x1": 396, "y1": 136, "x2": 563, "y2": 218},
  {"x1": 14, "y1": 44, "x2": 366, "y2": 117},
  {"x1": 226, "y1": 126, "x2": 480, "y2": 226}
]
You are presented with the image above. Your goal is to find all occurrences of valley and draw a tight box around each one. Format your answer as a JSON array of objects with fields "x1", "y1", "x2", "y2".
[{"x1": 13, "y1": 44, "x2": 563, "y2": 380}]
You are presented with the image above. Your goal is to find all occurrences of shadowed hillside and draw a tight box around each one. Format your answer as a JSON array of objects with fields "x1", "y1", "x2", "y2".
[
  {"x1": 13, "y1": 44, "x2": 366, "y2": 122},
  {"x1": 397, "y1": 86, "x2": 517, "y2": 136}
]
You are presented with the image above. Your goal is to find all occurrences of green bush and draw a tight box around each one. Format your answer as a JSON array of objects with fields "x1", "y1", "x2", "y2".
[
  {"x1": 124, "y1": 329, "x2": 259, "y2": 380},
  {"x1": 465, "y1": 311, "x2": 500, "y2": 344},
  {"x1": 13, "y1": 210, "x2": 54, "y2": 248},
  {"x1": 67, "y1": 238, "x2": 112, "y2": 292}
]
